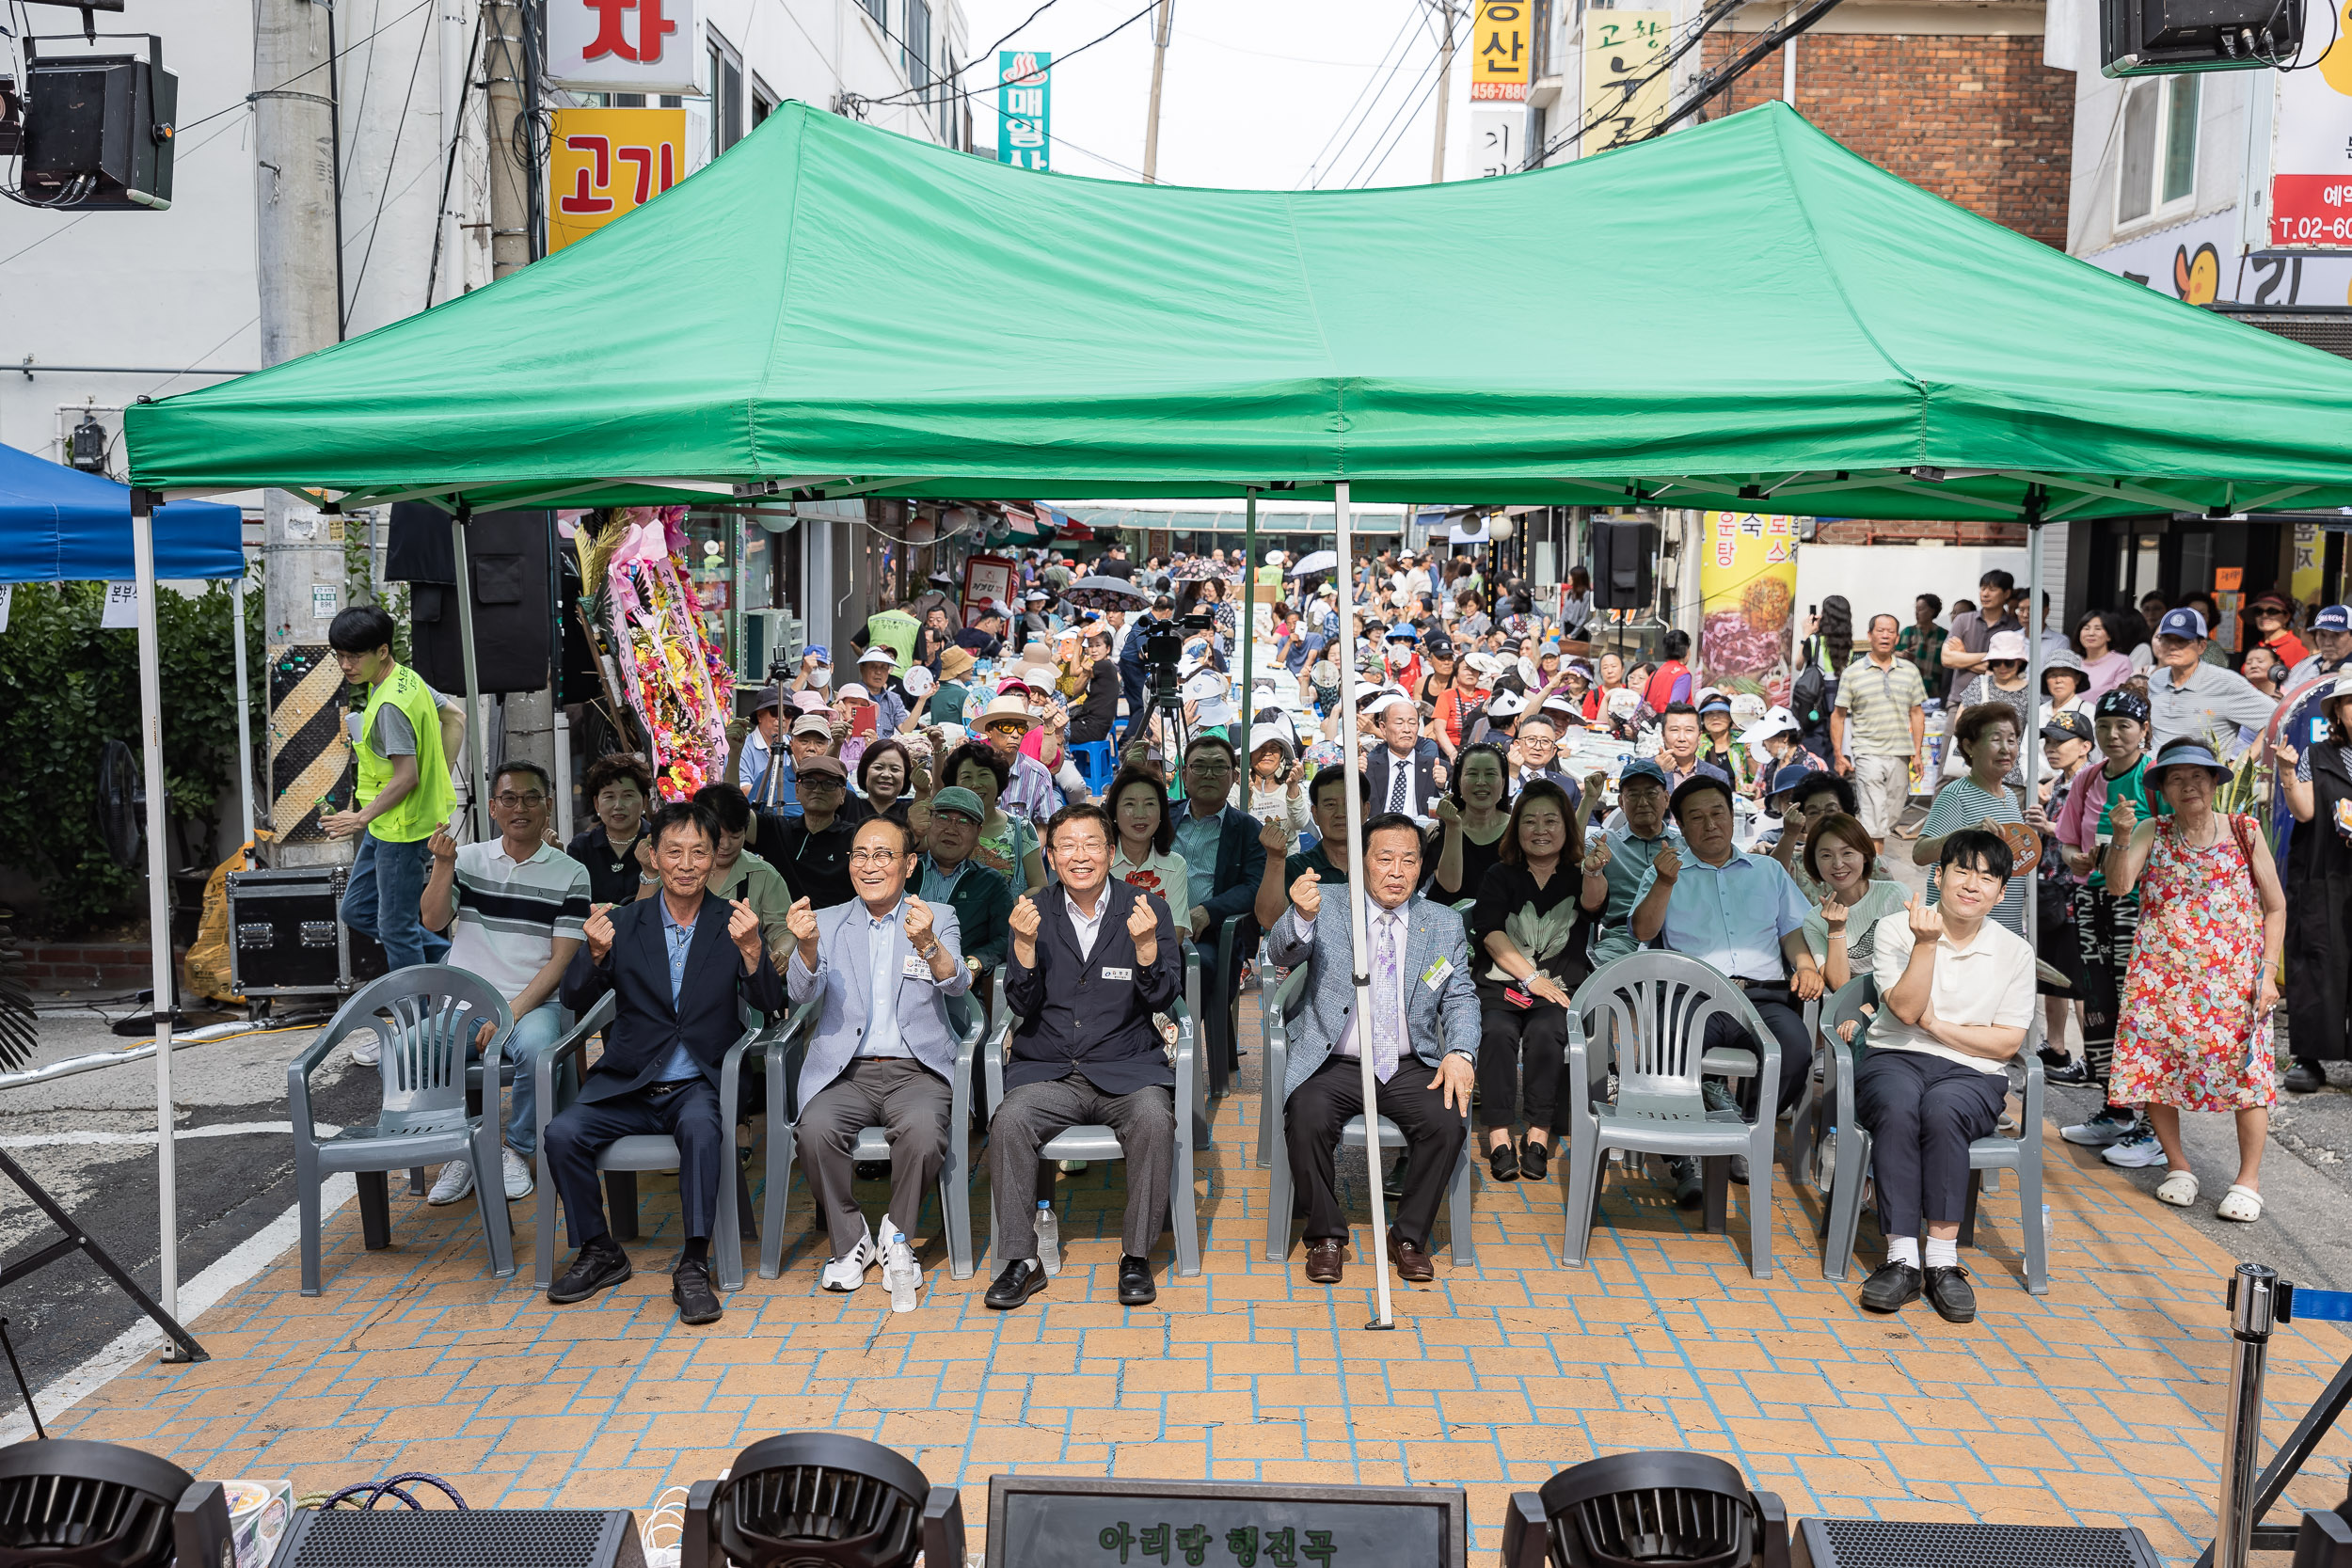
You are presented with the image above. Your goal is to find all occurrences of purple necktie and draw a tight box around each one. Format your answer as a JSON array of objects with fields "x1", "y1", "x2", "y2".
[{"x1": 1372, "y1": 913, "x2": 1402, "y2": 1085}]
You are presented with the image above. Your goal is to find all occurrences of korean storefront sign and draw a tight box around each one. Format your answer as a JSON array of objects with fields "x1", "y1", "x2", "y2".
[
  {"x1": 1581, "y1": 10, "x2": 1668, "y2": 152},
  {"x1": 548, "y1": 107, "x2": 687, "y2": 251},
  {"x1": 547, "y1": 0, "x2": 700, "y2": 96},
  {"x1": 998, "y1": 51, "x2": 1052, "y2": 171},
  {"x1": 2269, "y1": 21, "x2": 2352, "y2": 249},
  {"x1": 1471, "y1": 1, "x2": 1531, "y2": 102}
]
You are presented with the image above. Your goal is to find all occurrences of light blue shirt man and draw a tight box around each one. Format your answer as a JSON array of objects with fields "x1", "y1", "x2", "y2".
[
  {"x1": 1631, "y1": 849, "x2": 1810, "y2": 983},
  {"x1": 653, "y1": 897, "x2": 701, "y2": 1081},
  {"x1": 860, "y1": 900, "x2": 908, "y2": 1059}
]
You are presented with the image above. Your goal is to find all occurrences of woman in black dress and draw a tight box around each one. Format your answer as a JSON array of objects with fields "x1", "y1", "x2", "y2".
[
  {"x1": 1469, "y1": 778, "x2": 1610, "y2": 1181},
  {"x1": 2279, "y1": 674, "x2": 2352, "y2": 1093},
  {"x1": 565, "y1": 752, "x2": 657, "y2": 906},
  {"x1": 1429, "y1": 742, "x2": 1514, "y2": 904}
]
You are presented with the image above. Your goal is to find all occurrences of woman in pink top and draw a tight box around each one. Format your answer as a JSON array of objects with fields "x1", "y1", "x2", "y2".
[{"x1": 2073, "y1": 610, "x2": 2135, "y2": 699}]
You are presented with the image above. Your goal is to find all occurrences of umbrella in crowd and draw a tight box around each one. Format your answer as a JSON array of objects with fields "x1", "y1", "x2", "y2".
[
  {"x1": 1057, "y1": 574, "x2": 1152, "y2": 611},
  {"x1": 1288, "y1": 549, "x2": 1337, "y2": 577},
  {"x1": 1168, "y1": 557, "x2": 1238, "y2": 582}
]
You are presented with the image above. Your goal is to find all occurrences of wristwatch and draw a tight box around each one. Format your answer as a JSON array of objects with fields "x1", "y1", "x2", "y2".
[{"x1": 638, "y1": 873, "x2": 660, "y2": 885}]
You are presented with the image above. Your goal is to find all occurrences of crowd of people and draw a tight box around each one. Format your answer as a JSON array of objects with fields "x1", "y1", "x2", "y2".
[{"x1": 321, "y1": 538, "x2": 2337, "y2": 1329}]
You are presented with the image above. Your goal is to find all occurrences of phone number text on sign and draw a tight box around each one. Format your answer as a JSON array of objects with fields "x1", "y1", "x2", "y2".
[{"x1": 2271, "y1": 176, "x2": 2352, "y2": 249}]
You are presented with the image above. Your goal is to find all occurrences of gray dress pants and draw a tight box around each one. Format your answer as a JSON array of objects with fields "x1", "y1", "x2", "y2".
[{"x1": 989, "y1": 1071, "x2": 1174, "y2": 1261}]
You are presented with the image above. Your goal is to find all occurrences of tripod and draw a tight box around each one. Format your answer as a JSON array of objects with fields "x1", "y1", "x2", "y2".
[{"x1": 1140, "y1": 662, "x2": 1192, "y2": 761}]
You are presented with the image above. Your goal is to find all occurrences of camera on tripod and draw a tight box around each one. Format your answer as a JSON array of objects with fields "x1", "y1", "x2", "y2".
[{"x1": 1144, "y1": 610, "x2": 1219, "y2": 687}]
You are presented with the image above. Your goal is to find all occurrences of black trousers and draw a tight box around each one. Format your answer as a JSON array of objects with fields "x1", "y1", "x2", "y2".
[
  {"x1": 544, "y1": 1077, "x2": 725, "y2": 1250},
  {"x1": 1286, "y1": 1056, "x2": 1466, "y2": 1249},
  {"x1": 1854, "y1": 1049, "x2": 2007, "y2": 1237},
  {"x1": 2073, "y1": 883, "x2": 2139, "y2": 1092},
  {"x1": 1477, "y1": 998, "x2": 1570, "y2": 1132},
  {"x1": 1704, "y1": 992, "x2": 1812, "y2": 1117}
]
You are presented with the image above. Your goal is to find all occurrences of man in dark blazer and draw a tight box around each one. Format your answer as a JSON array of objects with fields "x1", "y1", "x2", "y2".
[
  {"x1": 1363, "y1": 690, "x2": 1446, "y2": 825},
  {"x1": 1171, "y1": 734, "x2": 1279, "y2": 1071},
  {"x1": 986, "y1": 801, "x2": 1182, "y2": 1311},
  {"x1": 546, "y1": 800, "x2": 785, "y2": 1324}
]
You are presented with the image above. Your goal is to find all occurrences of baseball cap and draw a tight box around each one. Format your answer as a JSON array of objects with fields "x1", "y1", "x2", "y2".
[
  {"x1": 802, "y1": 643, "x2": 830, "y2": 664},
  {"x1": 2248, "y1": 592, "x2": 2292, "y2": 614},
  {"x1": 790, "y1": 690, "x2": 832, "y2": 714},
  {"x1": 2318, "y1": 605, "x2": 2352, "y2": 632},
  {"x1": 1766, "y1": 759, "x2": 1824, "y2": 801},
  {"x1": 1697, "y1": 692, "x2": 1733, "y2": 716},
  {"x1": 796, "y1": 753, "x2": 848, "y2": 782},
  {"x1": 2093, "y1": 687, "x2": 2151, "y2": 723},
  {"x1": 1618, "y1": 758, "x2": 1672, "y2": 792},
  {"x1": 2156, "y1": 606, "x2": 2209, "y2": 641},
  {"x1": 835, "y1": 682, "x2": 870, "y2": 702},
  {"x1": 789, "y1": 712, "x2": 834, "y2": 740},
  {"x1": 1423, "y1": 630, "x2": 1454, "y2": 658},
  {"x1": 1182, "y1": 670, "x2": 1226, "y2": 704},
  {"x1": 2041, "y1": 710, "x2": 2095, "y2": 745},
  {"x1": 1384, "y1": 624, "x2": 1420, "y2": 642},
  {"x1": 930, "y1": 785, "x2": 986, "y2": 823}
]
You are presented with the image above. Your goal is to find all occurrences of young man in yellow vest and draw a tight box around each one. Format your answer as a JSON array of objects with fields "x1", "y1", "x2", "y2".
[{"x1": 324, "y1": 606, "x2": 457, "y2": 970}]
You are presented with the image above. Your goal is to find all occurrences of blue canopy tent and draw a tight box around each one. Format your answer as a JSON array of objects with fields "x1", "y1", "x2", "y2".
[{"x1": 0, "y1": 441, "x2": 248, "y2": 1325}]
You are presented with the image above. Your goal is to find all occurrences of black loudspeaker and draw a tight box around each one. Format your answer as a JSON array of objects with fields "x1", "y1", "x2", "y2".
[
  {"x1": 0, "y1": 1439, "x2": 232, "y2": 1568},
  {"x1": 19, "y1": 34, "x2": 176, "y2": 211},
  {"x1": 1791, "y1": 1518, "x2": 2163, "y2": 1568},
  {"x1": 273, "y1": 1509, "x2": 644, "y2": 1568},
  {"x1": 1593, "y1": 521, "x2": 1657, "y2": 610},
  {"x1": 225, "y1": 865, "x2": 389, "y2": 998},
  {"x1": 2099, "y1": 0, "x2": 2302, "y2": 74},
  {"x1": 385, "y1": 502, "x2": 554, "y2": 697}
]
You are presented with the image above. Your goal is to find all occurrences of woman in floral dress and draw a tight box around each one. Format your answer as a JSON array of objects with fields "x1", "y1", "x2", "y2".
[{"x1": 2105, "y1": 737, "x2": 2286, "y2": 1221}]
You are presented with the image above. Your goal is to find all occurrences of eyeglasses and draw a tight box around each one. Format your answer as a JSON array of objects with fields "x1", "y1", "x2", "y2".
[
  {"x1": 801, "y1": 777, "x2": 845, "y2": 791},
  {"x1": 847, "y1": 848, "x2": 905, "y2": 866},
  {"x1": 1186, "y1": 760, "x2": 1233, "y2": 776},
  {"x1": 494, "y1": 792, "x2": 547, "y2": 808}
]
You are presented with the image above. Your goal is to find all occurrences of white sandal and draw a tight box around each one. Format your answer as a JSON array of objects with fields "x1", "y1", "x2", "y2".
[
  {"x1": 2155, "y1": 1170, "x2": 2200, "y2": 1208},
  {"x1": 2217, "y1": 1184, "x2": 2265, "y2": 1222}
]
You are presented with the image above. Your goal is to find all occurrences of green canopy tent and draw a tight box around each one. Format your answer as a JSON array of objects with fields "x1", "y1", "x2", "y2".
[{"x1": 123, "y1": 97, "x2": 2352, "y2": 1314}]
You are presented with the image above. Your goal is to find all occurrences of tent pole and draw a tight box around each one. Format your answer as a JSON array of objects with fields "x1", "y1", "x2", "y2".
[
  {"x1": 231, "y1": 575, "x2": 256, "y2": 851},
  {"x1": 1328, "y1": 480, "x2": 1397, "y2": 1331},
  {"x1": 2024, "y1": 486, "x2": 2043, "y2": 957},
  {"x1": 129, "y1": 491, "x2": 185, "y2": 1338},
  {"x1": 1240, "y1": 487, "x2": 1257, "y2": 748},
  {"x1": 451, "y1": 500, "x2": 489, "y2": 840}
]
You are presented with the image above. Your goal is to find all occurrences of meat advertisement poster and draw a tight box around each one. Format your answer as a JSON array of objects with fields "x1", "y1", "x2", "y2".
[{"x1": 1698, "y1": 512, "x2": 1799, "y2": 705}]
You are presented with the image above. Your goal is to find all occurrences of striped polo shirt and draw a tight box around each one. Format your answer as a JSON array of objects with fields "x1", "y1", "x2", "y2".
[
  {"x1": 1834, "y1": 654, "x2": 1928, "y2": 756},
  {"x1": 446, "y1": 840, "x2": 593, "y2": 998}
]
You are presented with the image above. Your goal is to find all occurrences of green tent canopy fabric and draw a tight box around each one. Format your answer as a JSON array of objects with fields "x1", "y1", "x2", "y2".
[{"x1": 127, "y1": 99, "x2": 2352, "y2": 523}]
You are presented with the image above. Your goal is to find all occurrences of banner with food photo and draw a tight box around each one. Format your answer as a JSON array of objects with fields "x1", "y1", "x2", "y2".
[{"x1": 1697, "y1": 511, "x2": 1799, "y2": 707}]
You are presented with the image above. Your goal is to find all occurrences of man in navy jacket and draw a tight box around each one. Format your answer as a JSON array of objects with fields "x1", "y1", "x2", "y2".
[
  {"x1": 986, "y1": 802, "x2": 1182, "y2": 1311},
  {"x1": 545, "y1": 800, "x2": 784, "y2": 1324}
]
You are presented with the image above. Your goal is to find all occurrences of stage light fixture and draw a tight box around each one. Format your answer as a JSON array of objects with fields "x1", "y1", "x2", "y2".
[
  {"x1": 0, "y1": 1440, "x2": 231, "y2": 1568},
  {"x1": 682, "y1": 1434, "x2": 962, "y2": 1568}
]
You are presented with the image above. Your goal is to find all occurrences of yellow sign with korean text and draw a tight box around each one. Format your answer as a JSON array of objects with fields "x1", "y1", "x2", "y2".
[
  {"x1": 1697, "y1": 512, "x2": 1799, "y2": 698},
  {"x1": 547, "y1": 107, "x2": 687, "y2": 252},
  {"x1": 1471, "y1": 0, "x2": 1532, "y2": 102},
  {"x1": 1581, "y1": 10, "x2": 1669, "y2": 151}
]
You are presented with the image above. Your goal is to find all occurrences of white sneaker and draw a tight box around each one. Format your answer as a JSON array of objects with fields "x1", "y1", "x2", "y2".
[
  {"x1": 427, "y1": 1160, "x2": 474, "y2": 1205},
  {"x1": 2103, "y1": 1126, "x2": 2168, "y2": 1168},
  {"x1": 1035, "y1": 1207, "x2": 1061, "y2": 1276},
  {"x1": 350, "y1": 1034, "x2": 381, "y2": 1068},
  {"x1": 819, "y1": 1230, "x2": 874, "y2": 1292},
  {"x1": 881, "y1": 1231, "x2": 923, "y2": 1313},
  {"x1": 501, "y1": 1147, "x2": 534, "y2": 1199}
]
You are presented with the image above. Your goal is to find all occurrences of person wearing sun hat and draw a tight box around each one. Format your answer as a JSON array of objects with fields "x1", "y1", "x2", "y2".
[
  {"x1": 2278, "y1": 672, "x2": 2352, "y2": 1094},
  {"x1": 930, "y1": 645, "x2": 978, "y2": 725},
  {"x1": 2105, "y1": 736, "x2": 2286, "y2": 1223}
]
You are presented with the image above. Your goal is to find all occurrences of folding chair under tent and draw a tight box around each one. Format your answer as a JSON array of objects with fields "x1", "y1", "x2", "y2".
[{"x1": 0, "y1": 440, "x2": 250, "y2": 1332}]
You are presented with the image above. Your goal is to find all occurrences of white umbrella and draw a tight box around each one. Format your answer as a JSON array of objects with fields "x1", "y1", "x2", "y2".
[{"x1": 1288, "y1": 549, "x2": 1337, "y2": 577}]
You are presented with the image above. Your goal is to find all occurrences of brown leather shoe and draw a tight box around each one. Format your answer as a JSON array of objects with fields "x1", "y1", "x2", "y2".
[
  {"x1": 1387, "y1": 1234, "x2": 1436, "y2": 1282},
  {"x1": 1304, "y1": 1239, "x2": 1344, "y2": 1284}
]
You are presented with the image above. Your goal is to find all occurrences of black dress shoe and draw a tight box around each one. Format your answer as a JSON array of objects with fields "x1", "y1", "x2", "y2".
[
  {"x1": 2283, "y1": 1059, "x2": 2328, "y2": 1095},
  {"x1": 1487, "y1": 1141, "x2": 1520, "y2": 1182},
  {"x1": 1728, "y1": 1154, "x2": 1751, "y2": 1186},
  {"x1": 1858, "y1": 1259, "x2": 1922, "y2": 1314},
  {"x1": 1118, "y1": 1255, "x2": 1156, "y2": 1306},
  {"x1": 672, "y1": 1259, "x2": 723, "y2": 1325},
  {"x1": 853, "y1": 1159, "x2": 889, "y2": 1181},
  {"x1": 1383, "y1": 1152, "x2": 1410, "y2": 1201},
  {"x1": 1666, "y1": 1156, "x2": 1704, "y2": 1210},
  {"x1": 985, "y1": 1257, "x2": 1048, "y2": 1310},
  {"x1": 1519, "y1": 1139, "x2": 1550, "y2": 1182},
  {"x1": 1387, "y1": 1234, "x2": 1436, "y2": 1283},
  {"x1": 1304, "y1": 1240, "x2": 1344, "y2": 1284},
  {"x1": 548, "y1": 1242, "x2": 631, "y2": 1304},
  {"x1": 1922, "y1": 1264, "x2": 1977, "y2": 1323}
]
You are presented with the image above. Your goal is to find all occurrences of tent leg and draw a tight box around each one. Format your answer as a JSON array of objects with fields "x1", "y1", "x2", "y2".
[
  {"x1": 130, "y1": 491, "x2": 188, "y2": 1346},
  {"x1": 2024, "y1": 486, "x2": 2043, "y2": 952},
  {"x1": 452, "y1": 500, "x2": 489, "y2": 840},
  {"x1": 1239, "y1": 488, "x2": 1257, "y2": 731},
  {"x1": 553, "y1": 706, "x2": 574, "y2": 844},
  {"x1": 232, "y1": 575, "x2": 255, "y2": 851},
  {"x1": 1328, "y1": 481, "x2": 1397, "y2": 1333}
]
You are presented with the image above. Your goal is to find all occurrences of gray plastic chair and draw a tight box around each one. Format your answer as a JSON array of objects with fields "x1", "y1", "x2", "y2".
[
  {"x1": 1819, "y1": 977, "x2": 2049, "y2": 1294},
  {"x1": 1184, "y1": 941, "x2": 1210, "y2": 1152},
  {"x1": 949, "y1": 994, "x2": 1201, "y2": 1279},
  {"x1": 1788, "y1": 977, "x2": 1875, "y2": 1196},
  {"x1": 1259, "y1": 964, "x2": 1478, "y2": 1265},
  {"x1": 288, "y1": 966, "x2": 515, "y2": 1295},
  {"x1": 760, "y1": 997, "x2": 978, "y2": 1279},
  {"x1": 528, "y1": 993, "x2": 773, "y2": 1292},
  {"x1": 1201, "y1": 917, "x2": 1245, "y2": 1101},
  {"x1": 1561, "y1": 952, "x2": 1783, "y2": 1279}
]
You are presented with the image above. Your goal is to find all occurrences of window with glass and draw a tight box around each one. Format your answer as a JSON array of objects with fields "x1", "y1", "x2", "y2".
[
  {"x1": 905, "y1": 0, "x2": 933, "y2": 100},
  {"x1": 2116, "y1": 73, "x2": 2197, "y2": 228},
  {"x1": 859, "y1": 0, "x2": 885, "y2": 25},
  {"x1": 709, "y1": 34, "x2": 745, "y2": 156}
]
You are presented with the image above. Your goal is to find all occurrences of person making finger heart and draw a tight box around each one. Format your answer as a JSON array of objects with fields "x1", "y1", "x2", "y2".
[{"x1": 545, "y1": 800, "x2": 786, "y2": 1327}]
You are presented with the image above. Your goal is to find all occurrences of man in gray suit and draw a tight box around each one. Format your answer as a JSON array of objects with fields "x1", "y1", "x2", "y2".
[
  {"x1": 1265, "y1": 811, "x2": 1479, "y2": 1285},
  {"x1": 783, "y1": 816, "x2": 969, "y2": 1312}
]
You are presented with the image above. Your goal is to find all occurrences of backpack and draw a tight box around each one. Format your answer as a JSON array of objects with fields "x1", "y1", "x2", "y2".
[{"x1": 1789, "y1": 658, "x2": 1829, "y2": 732}]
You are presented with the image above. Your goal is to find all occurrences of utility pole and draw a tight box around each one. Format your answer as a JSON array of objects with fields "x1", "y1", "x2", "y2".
[
  {"x1": 1429, "y1": 0, "x2": 1457, "y2": 183},
  {"x1": 479, "y1": 0, "x2": 554, "y2": 783},
  {"x1": 1141, "y1": 0, "x2": 1173, "y2": 183},
  {"x1": 254, "y1": 0, "x2": 354, "y2": 869}
]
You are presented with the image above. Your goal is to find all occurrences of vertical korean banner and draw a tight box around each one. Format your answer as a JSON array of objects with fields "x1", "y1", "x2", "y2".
[
  {"x1": 1581, "y1": 10, "x2": 1669, "y2": 152},
  {"x1": 548, "y1": 107, "x2": 687, "y2": 250},
  {"x1": 2294, "y1": 521, "x2": 2326, "y2": 607},
  {"x1": 1697, "y1": 512, "x2": 1799, "y2": 704},
  {"x1": 998, "y1": 51, "x2": 1051, "y2": 171},
  {"x1": 1471, "y1": 0, "x2": 1531, "y2": 101}
]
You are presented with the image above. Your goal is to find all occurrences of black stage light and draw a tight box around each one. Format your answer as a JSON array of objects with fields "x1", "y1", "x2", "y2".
[
  {"x1": 682, "y1": 1434, "x2": 962, "y2": 1568},
  {"x1": 0, "y1": 1440, "x2": 232, "y2": 1568},
  {"x1": 1512, "y1": 1452, "x2": 1789, "y2": 1568}
]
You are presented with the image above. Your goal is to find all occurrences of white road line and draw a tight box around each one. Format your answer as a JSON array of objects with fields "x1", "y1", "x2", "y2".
[
  {"x1": 0, "y1": 1173, "x2": 358, "y2": 1444},
  {"x1": 0, "y1": 1121, "x2": 340, "y2": 1150}
]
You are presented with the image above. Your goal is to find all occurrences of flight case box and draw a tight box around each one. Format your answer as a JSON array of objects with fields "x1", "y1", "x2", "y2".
[{"x1": 226, "y1": 864, "x2": 389, "y2": 997}]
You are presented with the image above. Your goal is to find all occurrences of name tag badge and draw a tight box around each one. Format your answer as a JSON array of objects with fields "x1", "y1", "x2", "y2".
[
  {"x1": 901, "y1": 956, "x2": 931, "y2": 978},
  {"x1": 1422, "y1": 957, "x2": 1453, "y2": 990},
  {"x1": 1102, "y1": 966, "x2": 1134, "y2": 982}
]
